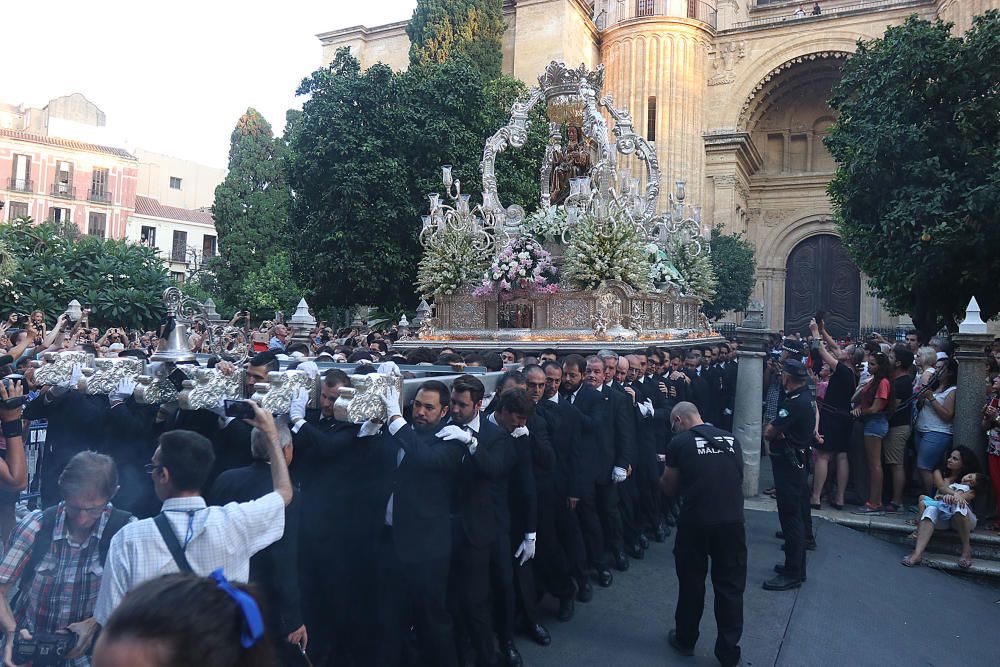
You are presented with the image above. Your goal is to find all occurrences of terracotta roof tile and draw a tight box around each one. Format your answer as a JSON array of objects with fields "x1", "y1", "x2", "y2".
[
  {"x1": 134, "y1": 195, "x2": 214, "y2": 225},
  {"x1": 0, "y1": 128, "x2": 135, "y2": 160}
]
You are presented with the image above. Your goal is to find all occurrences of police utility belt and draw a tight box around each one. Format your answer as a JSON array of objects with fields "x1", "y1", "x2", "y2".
[{"x1": 771, "y1": 439, "x2": 811, "y2": 470}]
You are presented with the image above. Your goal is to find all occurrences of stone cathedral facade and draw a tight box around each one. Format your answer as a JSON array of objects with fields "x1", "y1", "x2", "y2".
[{"x1": 319, "y1": 0, "x2": 995, "y2": 335}]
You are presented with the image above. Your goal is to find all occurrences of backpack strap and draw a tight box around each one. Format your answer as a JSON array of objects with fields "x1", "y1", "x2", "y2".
[
  {"x1": 18, "y1": 506, "x2": 59, "y2": 597},
  {"x1": 98, "y1": 509, "x2": 133, "y2": 565},
  {"x1": 153, "y1": 513, "x2": 193, "y2": 573}
]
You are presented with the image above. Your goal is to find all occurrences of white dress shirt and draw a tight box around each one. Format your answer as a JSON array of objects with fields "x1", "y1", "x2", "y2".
[{"x1": 94, "y1": 492, "x2": 285, "y2": 624}]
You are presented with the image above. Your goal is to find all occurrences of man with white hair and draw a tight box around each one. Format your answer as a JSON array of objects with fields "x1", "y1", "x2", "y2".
[{"x1": 209, "y1": 417, "x2": 306, "y2": 662}]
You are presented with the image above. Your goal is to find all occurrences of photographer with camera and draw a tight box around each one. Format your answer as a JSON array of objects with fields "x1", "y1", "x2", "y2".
[{"x1": 0, "y1": 450, "x2": 132, "y2": 667}]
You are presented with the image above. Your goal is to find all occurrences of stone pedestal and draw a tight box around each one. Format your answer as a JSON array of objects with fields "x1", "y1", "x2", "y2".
[
  {"x1": 953, "y1": 332, "x2": 992, "y2": 466},
  {"x1": 733, "y1": 326, "x2": 771, "y2": 498}
]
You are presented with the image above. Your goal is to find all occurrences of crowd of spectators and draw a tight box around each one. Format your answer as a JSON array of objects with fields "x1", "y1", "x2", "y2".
[{"x1": 0, "y1": 306, "x2": 996, "y2": 664}]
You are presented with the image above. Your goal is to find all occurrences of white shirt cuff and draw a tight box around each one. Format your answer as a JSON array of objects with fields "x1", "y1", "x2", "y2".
[
  {"x1": 291, "y1": 418, "x2": 307, "y2": 434},
  {"x1": 388, "y1": 418, "x2": 407, "y2": 436},
  {"x1": 524, "y1": 532, "x2": 536, "y2": 541},
  {"x1": 358, "y1": 420, "x2": 384, "y2": 437}
]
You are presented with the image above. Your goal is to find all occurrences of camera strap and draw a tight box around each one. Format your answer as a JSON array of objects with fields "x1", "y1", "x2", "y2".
[{"x1": 154, "y1": 513, "x2": 194, "y2": 574}]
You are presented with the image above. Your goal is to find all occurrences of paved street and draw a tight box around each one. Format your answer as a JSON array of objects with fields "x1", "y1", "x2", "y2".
[{"x1": 520, "y1": 509, "x2": 999, "y2": 667}]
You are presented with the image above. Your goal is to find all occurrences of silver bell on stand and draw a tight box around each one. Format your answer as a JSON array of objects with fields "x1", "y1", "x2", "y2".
[{"x1": 150, "y1": 287, "x2": 199, "y2": 364}]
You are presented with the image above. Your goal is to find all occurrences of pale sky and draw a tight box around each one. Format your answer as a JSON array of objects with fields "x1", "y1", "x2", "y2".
[{"x1": 1, "y1": 0, "x2": 417, "y2": 169}]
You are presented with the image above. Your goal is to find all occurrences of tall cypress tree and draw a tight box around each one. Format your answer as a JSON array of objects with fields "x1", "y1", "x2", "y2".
[
  {"x1": 407, "y1": 0, "x2": 506, "y2": 79},
  {"x1": 211, "y1": 108, "x2": 293, "y2": 311}
]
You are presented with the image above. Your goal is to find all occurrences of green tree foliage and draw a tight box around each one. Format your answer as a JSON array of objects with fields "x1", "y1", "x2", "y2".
[
  {"x1": 240, "y1": 251, "x2": 303, "y2": 315},
  {"x1": 287, "y1": 49, "x2": 545, "y2": 311},
  {"x1": 825, "y1": 12, "x2": 1000, "y2": 337},
  {"x1": 407, "y1": 0, "x2": 505, "y2": 79},
  {"x1": 702, "y1": 227, "x2": 756, "y2": 321},
  {"x1": 0, "y1": 218, "x2": 168, "y2": 328},
  {"x1": 211, "y1": 108, "x2": 297, "y2": 310}
]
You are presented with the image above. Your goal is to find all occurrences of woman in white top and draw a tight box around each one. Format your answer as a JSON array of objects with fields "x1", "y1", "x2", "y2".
[{"x1": 913, "y1": 358, "x2": 957, "y2": 494}]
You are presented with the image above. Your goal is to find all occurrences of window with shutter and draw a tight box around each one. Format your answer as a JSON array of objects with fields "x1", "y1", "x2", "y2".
[
  {"x1": 172, "y1": 230, "x2": 188, "y2": 262},
  {"x1": 87, "y1": 212, "x2": 107, "y2": 237}
]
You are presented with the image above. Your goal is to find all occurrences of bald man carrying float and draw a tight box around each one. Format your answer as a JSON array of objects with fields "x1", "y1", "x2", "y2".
[{"x1": 660, "y1": 402, "x2": 746, "y2": 667}]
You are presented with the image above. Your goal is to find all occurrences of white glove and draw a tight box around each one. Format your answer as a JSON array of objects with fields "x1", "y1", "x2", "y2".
[
  {"x1": 612, "y1": 466, "x2": 628, "y2": 483},
  {"x1": 357, "y1": 420, "x2": 384, "y2": 438},
  {"x1": 637, "y1": 399, "x2": 653, "y2": 417},
  {"x1": 435, "y1": 424, "x2": 473, "y2": 445},
  {"x1": 296, "y1": 361, "x2": 319, "y2": 381},
  {"x1": 511, "y1": 425, "x2": 529, "y2": 439},
  {"x1": 514, "y1": 534, "x2": 536, "y2": 565},
  {"x1": 289, "y1": 388, "x2": 308, "y2": 423},
  {"x1": 110, "y1": 377, "x2": 137, "y2": 404},
  {"x1": 59, "y1": 363, "x2": 83, "y2": 389},
  {"x1": 381, "y1": 386, "x2": 402, "y2": 420},
  {"x1": 377, "y1": 361, "x2": 402, "y2": 377}
]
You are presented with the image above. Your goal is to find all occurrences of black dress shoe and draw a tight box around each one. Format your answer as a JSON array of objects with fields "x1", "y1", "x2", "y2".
[
  {"x1": 762, "y1": 573, "x2": 802, "y2": 591},
  {"x1": 626, "y1": 543, "x2": 644, "y2": 559},
  {"x1": 501, "y1": 640, "x2": 523, "y2": 667},
  {"x1": 596, "y1": 569, "x2": 613, "y2": 587},
  {"x1": 525, "y1": 623, "x2": 551, "y2": 646},
  {"x1": 667, "y1": 629, "x2": 694, "y2": 657},
  {"x1": 654, "y1": 524, "x2": 669, "y2": 542},
  {"x1": 614, "y1": 551, "x2": 630, "y2": 571},
  {"x1": 638, "y1": 533, "x2": 650, "y2": 550},
  {"x1": 558, "y1": 594, "x2": 575, "y2": 621},
  {"x1": 576, "y1": 579, "x2": 593, "y2": 603},
  {"x1": 773, "y1": 564, "x2": 807, "y2": 581}
]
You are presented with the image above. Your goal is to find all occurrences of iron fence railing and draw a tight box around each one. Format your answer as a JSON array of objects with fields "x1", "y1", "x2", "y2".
[
  {"x1": 597, "y1": 0, "x2": 718, "y2": 30},
  {"x1": 733, "y1": 0, "x2": 929, "y2": 30},
  {"x1": 50, "y1": 182, "x2": 76, "y2": 199},
  {"x1": 6, "y1": 177, "x2": 33, "y2": 193}
]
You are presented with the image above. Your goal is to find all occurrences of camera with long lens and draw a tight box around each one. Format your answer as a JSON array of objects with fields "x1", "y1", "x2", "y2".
[{"x1": 12, "y1": 628, "x2": 76, "y2": 665}]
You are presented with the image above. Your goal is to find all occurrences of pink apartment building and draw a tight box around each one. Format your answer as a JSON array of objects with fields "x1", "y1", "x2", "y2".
[{"x1": 0, "y1": 128, "x2": 137, "y2": 239}]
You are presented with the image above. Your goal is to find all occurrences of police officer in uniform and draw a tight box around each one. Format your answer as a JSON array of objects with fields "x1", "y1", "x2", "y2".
[
  {"x1": 763, "y1": 359, "x2": 814, "y2": 591},
  {"x1": 661, "y1": 402, "x2": 745, "y2": 667}
]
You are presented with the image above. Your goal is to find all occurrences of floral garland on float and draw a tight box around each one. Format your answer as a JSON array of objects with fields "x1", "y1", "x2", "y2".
[{"x1": 473, "y1": 236, "x2": 559, "y2": 301}]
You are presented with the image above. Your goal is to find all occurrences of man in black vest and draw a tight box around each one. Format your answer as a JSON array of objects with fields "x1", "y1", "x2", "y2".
[{"x1": 661, "y1": 402, "x2": 745, "y2": 667}]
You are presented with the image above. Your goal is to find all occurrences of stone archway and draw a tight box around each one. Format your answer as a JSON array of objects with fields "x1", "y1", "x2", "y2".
[{"x1": 783, "y1": 233, "x2": 860, "y2": 338}]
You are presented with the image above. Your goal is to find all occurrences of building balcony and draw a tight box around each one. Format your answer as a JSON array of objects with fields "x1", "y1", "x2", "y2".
[
  {"x1": 597, "y1": 0, "x2": 718, "y2": 31},
  {"x1": 6, "y1": 177, "x2": 34, "y2": 193},
  {"x1": 733, "y1": 0, "x2": 933, "y2": 31},
  {"x1": 50, "y1": 183, "x2": 76, "y2": 199},
  {"x1": 87, "y1": 189, "x2": 112, "y2": 204}
]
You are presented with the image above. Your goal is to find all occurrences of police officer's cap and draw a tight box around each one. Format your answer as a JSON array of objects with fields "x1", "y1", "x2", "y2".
[
  {"x1": 781, "y1": 338, "x2": 804, "y2": 355},
  {"x1": 782, "y1": 359, "x2": 808, "y2": 379}
]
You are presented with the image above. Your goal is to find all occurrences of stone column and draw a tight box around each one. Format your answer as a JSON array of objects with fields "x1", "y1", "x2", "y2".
[
  {"x1": 953, "y1": 298, "x2": 992, "y2": 466},
  {"x1": 732, "y1": 301, "x2": 771, "y2": 497}
]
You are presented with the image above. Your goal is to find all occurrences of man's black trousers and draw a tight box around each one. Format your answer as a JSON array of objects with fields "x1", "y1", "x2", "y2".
[
  {"x1": 771, "y1": 454, "x2": 808, "y2": 579},
  {"x1": 673, "y1": 521, "x2": 746, "y2": 667}
]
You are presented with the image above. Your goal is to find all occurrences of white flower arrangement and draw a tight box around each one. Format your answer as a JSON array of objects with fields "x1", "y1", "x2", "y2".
[
  {"x1": 416, "y1": 227, "x2": 490, "y2": 298},
  {"x1": 563, "y1": 210, "x2": 651, "y2": 291},
  {"x1": 522, "y1": 206, "x2": 570, "y2": 242}
]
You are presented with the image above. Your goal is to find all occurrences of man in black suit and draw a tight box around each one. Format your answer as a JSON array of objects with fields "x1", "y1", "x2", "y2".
[
  {"x1": 624, "y1": 353, "x2": 665, "y2": 555},
  {"x1": 540, "y1": 361, "x2": 593, "y2": 603},
  {"x1": 209, "y1": 419, "x2": 306, "y2": 664},
  {"x1": 447, "y1": 375, "x2": 515, "y2": 667},
  {"x1": 287, "y1": 368, "x2": 369, "y2": 666},
  {"x1": 524, "y1": 364, "x2": 578, "y2": 621},
  {"x1": 719, "y1": 342, "x2": 739, "y2": 431},
  {"x1": 371, "y1": 380, "x2": 467, "y2": 667},
  {"x1": 560, "y1": 355, "x2": 615, "y2": 588},
  {"x1": 684, "y1": 351, "x2": 713, "y2": 423}
]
